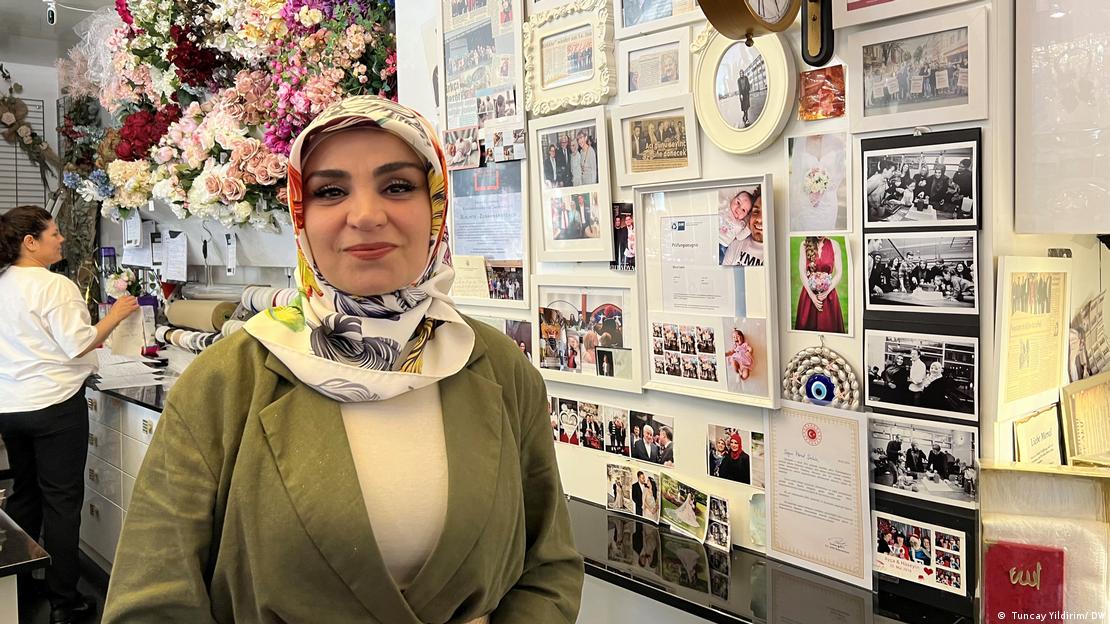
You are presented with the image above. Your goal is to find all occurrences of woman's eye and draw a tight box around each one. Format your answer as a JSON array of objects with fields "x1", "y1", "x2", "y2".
[
  {"x1": 312, "y1": 185, "x2": 345, "y2": 199},
  {"x1": 384, "y1": 179, "x2": 417, "y2": 194}
]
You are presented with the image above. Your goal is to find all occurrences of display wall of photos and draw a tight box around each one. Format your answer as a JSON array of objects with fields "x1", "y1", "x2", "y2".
[
  {"x1": 441, "y1": 0, "x2": 526, "y2": 131},
  {"x1": 636, "y1": 175, "x2": 780, "y2": 408}
]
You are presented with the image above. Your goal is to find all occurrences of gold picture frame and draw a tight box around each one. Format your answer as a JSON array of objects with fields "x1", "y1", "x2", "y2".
[{"x1": 523, "y1": 0, "x2": 617, "y2": 117}]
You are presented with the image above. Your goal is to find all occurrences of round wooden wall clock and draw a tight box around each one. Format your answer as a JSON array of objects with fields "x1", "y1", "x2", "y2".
[{"x1": 699, "y1": 0, "x2": 801, "y2": 41}]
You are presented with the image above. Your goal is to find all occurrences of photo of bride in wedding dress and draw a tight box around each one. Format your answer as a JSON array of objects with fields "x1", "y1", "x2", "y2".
[
  {"x1": 660, "y1": 473, "x2": 709, "y2": 541},
  {"x1": 788, "y1": 133, "x2": 848, "y2": 233}
]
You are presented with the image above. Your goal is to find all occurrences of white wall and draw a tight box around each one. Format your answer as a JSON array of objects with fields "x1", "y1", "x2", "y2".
[
  {"x1": 3, "y1": 61, "x2": 61, "y2": 156},
  {"x1": 397, "y1": 0, "x2": 442, "y2": 127}
]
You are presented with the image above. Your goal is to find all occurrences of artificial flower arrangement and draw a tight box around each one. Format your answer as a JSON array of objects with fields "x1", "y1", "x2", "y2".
[
  {"x1": 104, "y1": 267, "x2": 141, "y2": 299},
  {"x1": 61, "y1": 0, "x2": 397, "y2": 229}
]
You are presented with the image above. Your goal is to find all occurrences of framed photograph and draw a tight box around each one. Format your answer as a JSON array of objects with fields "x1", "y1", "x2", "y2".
[
  {"x1": 869, "y1": 413, "x2": 978, "y2": 510},
  {"x1": 613, "y1": 0, "x2": 703, "y2": 39},
  {"x1": 833, "y1": 0, "x2": 976, "y2": 29},
  {"x1": 693, "y1": 29, "x2": 796, "y2": 155},
  {"x1": 788, "y1": 235, "x2": 853, "y2": 336},
  {"x1": 864, "y1": 231, "x2": 979, "y2": 316},
  {"x1": 530, "y1": 106, "x2": 615, "y2": 262},
  {"x1": 864, "y1": 328, "x2": 979, "y2": 422},
  {"x1": 798, "y1": 65, "x2": 846, "y2": 121},
  {"x1": 706, "y1": 423, "x2": 765, "y2": 489},
  {"x1": 787, "y1": 132, "x2": 849, "y2": 233},
  {"x1": 860, "y1": 128, "x2": 980, "y2": 231},
  {"x1": 610, "y1": 95, "x2": 701, "y2": 187},
  {"x1": 449, "y1": 160, "x2": 530, "y2": 309},
  {"x1": 637, "y1": 176, "x2": 780, "y2": 408},
  {"x1": 440, "y1": 0, "x2": 526, "y2": 130},
  {"x1": 533, "y1": 273, "x2": 643, "y2": 393},
  {"x1": 846, "y1": 6, "x2": 988, "y2": 134},
  {"x1": 617, "y1": 27, "x2": 691, "y2": 100},
  {"x1": 873, "y1": 510, "x2": 967, "y2": 596},
  {"x1": 523, "y1": 0, "x2": 616, "y2": 117},
  {"x1": 995, "y1": 257, "x2": 1072, "y2": 421}
]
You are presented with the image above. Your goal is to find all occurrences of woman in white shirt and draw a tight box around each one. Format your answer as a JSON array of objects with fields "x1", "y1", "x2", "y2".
[{"x1": 0, "y1": 205, "x2": 138, "y2": 623}]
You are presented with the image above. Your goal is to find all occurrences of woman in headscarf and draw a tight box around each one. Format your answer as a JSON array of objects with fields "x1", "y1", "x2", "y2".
[
  {"x1": 104, "y1": 97, "x2": 583, "y2": 623},
  {"x1": 717, "y1": 433, "x2": 751, "y2": 484}
]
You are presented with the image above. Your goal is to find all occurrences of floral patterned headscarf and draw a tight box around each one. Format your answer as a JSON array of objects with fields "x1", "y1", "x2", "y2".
[{"x1": 244, "y1": 96, "x2": 474, "y2": 402}]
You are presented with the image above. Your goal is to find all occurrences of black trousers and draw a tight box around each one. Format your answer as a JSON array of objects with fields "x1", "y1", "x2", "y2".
[{"x1": 0, "y1": 388, "x2": 88, "y2": 605}]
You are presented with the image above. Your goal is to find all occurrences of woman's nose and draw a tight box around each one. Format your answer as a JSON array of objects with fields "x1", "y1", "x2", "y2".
[{"x1": 347, "y1": 192, "x2": 388, "y2": 230}]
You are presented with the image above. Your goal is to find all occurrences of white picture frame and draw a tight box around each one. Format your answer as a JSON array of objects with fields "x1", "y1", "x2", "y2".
[
  {"x1": 522, "y1": 0, "x2": 617, "y2": 117},
  {"x1": 448, "y1": 159, "x2": 532, "y2": 310},
  {"x1": 610, "y1": 94, "x2": 701, "y2": 187},
  {"x1": 845, "y1": 6, "x2": 988, "y2": 134},
  {"x1": 832, "y1": 0, "x2": 975, "y2": 29},
  {"x1": 612, "y1": 0, "x2": 704, "y2": 40},
  {"x1": 439, "y1": 0, "x2": 527, "y2": 131},
  {"x1": 994, "y1": 256, "x2": 1072, "y2": 422},
  {"x1": 533, "y1": 273, "x2": 644, "y2": 393},
  {"x1": 529, "y1": 106, "x2": 615, "y2": 262},
  {"x1": 635, "y1": 175, "x2": 781, "y2": 408},
  {"x1": 617, "y1": 27, "x2": 691, "y2": 100},
  {"x1": 692, "y1": 28, "x2": 796, "y2": 155},
  {"x1": 864, "y1": 328, "x2": 980, "y2": 422}
]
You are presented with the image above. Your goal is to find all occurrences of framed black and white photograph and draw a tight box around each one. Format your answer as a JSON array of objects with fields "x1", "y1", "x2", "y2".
[
  {"x1": 865, "y1": 329, "x2": 979, "y2": 421},
  {"x1": 846, "y1": 6, "x2": 988, "y2": 134},
  {"x1": 864, "y1": 231, "x2": 978, "y2": 316},
  {"x1": 861, "y1": 129, "x2": 980, "y2": 230},
  {"x1": 869, "y1": 413, "x2": 978, "y2": 509}
]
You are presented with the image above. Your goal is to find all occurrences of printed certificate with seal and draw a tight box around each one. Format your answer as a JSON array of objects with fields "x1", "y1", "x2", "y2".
[{"x1": 767, "y1": 401, "x2": 871, "y2": 589}]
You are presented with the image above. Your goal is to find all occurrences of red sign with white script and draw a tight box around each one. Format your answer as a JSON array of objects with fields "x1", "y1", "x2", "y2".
[{"x1": 984, "y1": 541, "x2": 1065, "y2": 623}]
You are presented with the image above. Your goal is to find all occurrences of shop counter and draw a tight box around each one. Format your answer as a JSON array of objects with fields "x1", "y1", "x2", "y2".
[{"x1": 0, "y1": 508, "x2": 51, "y2": 622}]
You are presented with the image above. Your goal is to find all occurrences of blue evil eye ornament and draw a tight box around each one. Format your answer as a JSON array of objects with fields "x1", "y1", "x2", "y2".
[{"x1": 782, "y1": 346, "x2": 860, "y2": 409}]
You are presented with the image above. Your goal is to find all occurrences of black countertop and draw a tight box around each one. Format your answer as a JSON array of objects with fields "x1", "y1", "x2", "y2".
[
  {"x1": 0, "y1": 509, "x2": 50, "y2": 578},
  {"x1": 89, "y1": 382, "x2": 170, "y2": 413},
  {"x1": 565, "y1": 497, "x2": 970, "y2": 624}
]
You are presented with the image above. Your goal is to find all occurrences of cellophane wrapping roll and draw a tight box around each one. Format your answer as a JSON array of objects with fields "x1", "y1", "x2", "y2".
[
  {"x1": 983, "y1": 513, "x2": 1110, "y2": 614},
  {"x1": 241, "y1": 286, "x2": 298, "y2": 313},
  {"x1": 221, "y1": 319, "x2": 246, "y2": 336},
  {"x1": 165, "y1": 300, "x2": 238, "y2": 333}
]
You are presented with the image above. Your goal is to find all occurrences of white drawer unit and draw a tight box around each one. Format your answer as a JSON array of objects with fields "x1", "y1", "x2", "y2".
[
  {"x1": 92, "y1": 392, "x2": 124, "y2": 430},
  {"x1": 121, "y1": 473, "x2": 136, "y2": 511},
  {"x1": 122, "y1": 403, "x2": 160, "y2": 446},
  {"x1": 84, "y1": 453, "x2": 123, "y2": 508},
  {"x1": 80, "y1": 490, "x2": 124, "y2": 565},
  {"x1": 87, "y1": 417, "x2": 122, "y2": 467},
  {"x1": 121, "y1": 435, "x2": 149, "y2": 479},
  {"x1": 84, "y1": 388, "x2": 100, "y2": 421}
]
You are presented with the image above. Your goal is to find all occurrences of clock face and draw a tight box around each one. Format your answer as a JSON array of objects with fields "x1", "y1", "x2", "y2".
[{"x1": 745, "y1": 0, "x2": 792, "y2": 24}]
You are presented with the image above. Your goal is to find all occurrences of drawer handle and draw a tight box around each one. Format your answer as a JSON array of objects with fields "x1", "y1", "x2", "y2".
[
  {"x1": 89, "y1": 503, "x2": 99, "y2": 519},
  {"x1": 87, "y1": 398, "x2": 97, "y2": 411},
  {"x1": 88, "y1": 433, "x2": 98, "y2": 447},
  {"x1": 87, "y1": 468, "x2": 99, "y2": 483},
  {"x1": 142, "y1": 419, "x2": 154, "y2": 435}
]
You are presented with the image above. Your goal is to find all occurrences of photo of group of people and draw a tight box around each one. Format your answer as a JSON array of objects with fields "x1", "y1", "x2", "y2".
[
  {"x1": 540, "y1": 124, "x2": 601, "y2": 190},
  {"x1": 863, "y1": 138, "x2": 978, "y2": 227},
  {"x1": 630, "y1": 411, "x2": 675, "y2": 468},
  {"x1": 548, "y1": 193, "x2": 600, "y2": 240},
  {"x1": 1010, "y1": 272, "x2": 1057, "y2": 316},
  {"x1": 476, "y1": 86, "x2": 517, "y2": 126},
  {"x1": 651, "y1": 322, "x2": 719, "y2": 383},
  {"x1": 874, "y1": 512, "x2": 966, "y2": 596},
  {"x1": 611, "y1": 203, "x2": 636, "y2": 271},
  {"x1": 485, "y1": 264, "x2": 523, "y2": 300},
  {"x1": 706, "y1": 425, "x2": 765, "y2": 489},
  {"x1": 661, "y1": 473, "x2": 709, "y2": 541},
  {"x1": 862, "y1": 26, "x2": 970, "y2": 117},
  {"x1": 540, "y1": 25, "x2": 594, "y2": 89},
  {"x1": 869, "y1": 415, "x2": 978, "y2": 508},
  {"x1": 606, "y1": 462, "x2": 661, "y2": 524},
  {"x1": 865, "y1": 233, "x2": 978, "y2": 314},
  {"x1": 789, "y1": 236, "x2": 850, "y2": 335},
  {"x1": 627, "y1": 42, "x2": 680, "y2": 93},
  {"x1": 715, "y1": 42, "x2": 768, "y2": 129},
  {"x1": 538, "y1": 291, "x2": 628, "y2": 378},
  {"x1": 627, "y1": 115, "x2": 689, "y2": 174},
  {"x1": 865, "y1": 330, "x2": 978, "y2": 420},
  {"x1": 718, "y1": 185, "x2": 765, "y2": 267}
]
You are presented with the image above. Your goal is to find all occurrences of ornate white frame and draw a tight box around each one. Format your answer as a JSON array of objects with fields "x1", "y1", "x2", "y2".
[
  {"x1": 692, "y1": 27, "x2": 796, "y2": 155},
  {"x1": 609, "y1": 94, "x2": 701, "y2": 187},
  {"x1": 523, "y1": 0, "x2": 617, "y2": 117}
]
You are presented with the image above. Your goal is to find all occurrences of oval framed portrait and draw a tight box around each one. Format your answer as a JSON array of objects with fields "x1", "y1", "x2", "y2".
[{"x1": 693, "y1": 29, "x2": 795, "y2": 155}]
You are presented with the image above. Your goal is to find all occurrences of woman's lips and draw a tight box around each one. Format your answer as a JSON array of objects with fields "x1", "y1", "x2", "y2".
[{"x1": 344, "y1": 243, "x2": 396, "y2": 260}]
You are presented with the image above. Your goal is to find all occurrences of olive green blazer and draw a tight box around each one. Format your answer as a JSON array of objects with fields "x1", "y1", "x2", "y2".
[{"x1": 103, "y1": 318, "x2": 583, "y2": 623}]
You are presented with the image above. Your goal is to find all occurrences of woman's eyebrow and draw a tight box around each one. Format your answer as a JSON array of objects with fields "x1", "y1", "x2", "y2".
[
  {"x1": 374, "y1": 162, "x2": 425, "y2": 176},
  {"x1": 305, "y1": 169, "x2": 348, "y2": 183}
]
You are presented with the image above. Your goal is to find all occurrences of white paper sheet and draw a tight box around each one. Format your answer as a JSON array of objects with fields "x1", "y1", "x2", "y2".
[
  {"x1": 660, "y1": 216, "x2": 737, "y2": 315},
  {"x1": 451, "y1": 255, "x2": 491, "y2": 299},
  {"x1": 94, "y1": 348, "x2": 147, "y2": 368},
  {"x1": 94, "y1": 374, "x2": 167, "y2": 390},
  {"x1": 109, "y1": 311, "x2": 146, "y2": 356},
  {"x1": 98, "y1": 362, "x2": 161, "y2": 377},
  {"x1": 162, "y1": 231, "x2": 188, "y2": 282},
  {"x1": 121, "y1": 220, "x2": 155, "y2": 268},
  {"x1": 123, "y1": 211, "x2": 141, "y2": 248}
]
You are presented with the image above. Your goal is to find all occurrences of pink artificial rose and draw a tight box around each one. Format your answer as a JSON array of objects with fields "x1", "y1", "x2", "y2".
[
  {"x1": 205, "y1": 174, "x2": 222, "y2": 196},
  {"x1": 231, "y1": 138, "x2": 262, "y2": 166},
  {"x1": 265, "y1": 154, "x2": 285, "y2": 180},
  {"x1": 220, "y1": 176, "x2": 247, "y2": 202}
]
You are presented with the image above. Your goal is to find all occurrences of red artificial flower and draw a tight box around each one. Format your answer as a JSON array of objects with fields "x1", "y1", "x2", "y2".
[{"x1": 115, "y1": 0, "x2": 133, "y2": 25}]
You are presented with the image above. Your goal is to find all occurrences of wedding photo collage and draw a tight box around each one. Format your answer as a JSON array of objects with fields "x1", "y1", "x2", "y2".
[{"x1": 437, "y1": 0, "x2": 991, "y2": 604}]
